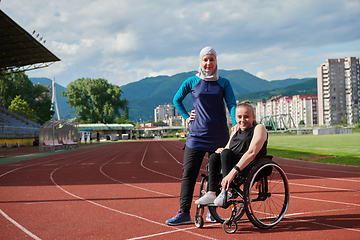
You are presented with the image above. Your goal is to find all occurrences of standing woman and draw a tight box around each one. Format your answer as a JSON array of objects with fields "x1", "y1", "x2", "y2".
[{"x1": 166, "y1": 46, "x2": 237, "y2": 225}]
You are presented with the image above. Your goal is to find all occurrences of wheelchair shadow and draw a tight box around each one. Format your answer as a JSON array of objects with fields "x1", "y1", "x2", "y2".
[{"x1": 204, "y1": 212, "x2": 360, "y2": 234}]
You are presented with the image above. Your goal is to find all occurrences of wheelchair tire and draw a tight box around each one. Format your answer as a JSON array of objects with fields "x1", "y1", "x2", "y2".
[
  {"x1": 201, "y1": 177, "x2": 245, "y2": 223},
  {"x1": 243, "y1": 160, "x2": 289, "y2": 229},
  {"x1": 223, "y1": 219, "x2": 237, "y2": 234}
]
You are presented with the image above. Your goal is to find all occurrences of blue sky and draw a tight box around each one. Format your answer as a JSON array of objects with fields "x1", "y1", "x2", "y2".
[{"x1": 2, "y1": 0, "x2": 360, "y2": 87}]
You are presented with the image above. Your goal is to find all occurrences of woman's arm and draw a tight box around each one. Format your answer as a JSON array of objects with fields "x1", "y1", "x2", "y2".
[
  {"x1": 221, "y1": 124, "x2": 267, "y2": 190},
  {"x1": 173, "y1": 76, "x2": 200, "y2": 120}
]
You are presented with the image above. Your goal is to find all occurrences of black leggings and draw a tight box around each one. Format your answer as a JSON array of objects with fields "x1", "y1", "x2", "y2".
[
  {"x1": 180, "y1": 146, "x2": 214, "y2": 214},
  {"x1": 208, "y1": 149, "x2": 241, "y2": 192}
]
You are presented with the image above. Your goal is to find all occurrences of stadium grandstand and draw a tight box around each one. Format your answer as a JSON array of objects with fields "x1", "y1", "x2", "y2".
[
  {"x1": 0, "y1": 106, "x2": 41, "y2": 147},
  {"x1": 1, "y1": 9, "x2": 60, "y2": 148}
]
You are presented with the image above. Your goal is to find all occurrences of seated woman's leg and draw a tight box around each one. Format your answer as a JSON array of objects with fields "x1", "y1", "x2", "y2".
[
  {"x1": 208, "y1": 153, "x2": 221, "y2": 192},
  {"x1": 213, "y1": 149, "x2": 241, "y2": 206},
  {"x1": 194, "y1": 153, "x2": 221, "y2": 205},
  {"x1": 220, "y1": 149, "x2": 241, "y2": 178}
]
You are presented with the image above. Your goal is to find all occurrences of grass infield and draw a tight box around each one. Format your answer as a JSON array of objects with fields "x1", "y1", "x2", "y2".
[{"x1": 267, "y1": 132, "x2": 360, "y2": 166}]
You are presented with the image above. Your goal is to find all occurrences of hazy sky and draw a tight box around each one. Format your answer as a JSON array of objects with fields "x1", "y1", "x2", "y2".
[{"x1": 2, "y1": 0, "x2": 360, "y2": 87}]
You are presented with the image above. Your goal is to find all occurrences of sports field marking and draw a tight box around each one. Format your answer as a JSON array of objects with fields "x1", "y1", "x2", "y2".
[
  {"x1": 286, "y1": 172, "x2": 360, "y2": 183},
  {"x1": 289, "y1": 182, "x2": 360, "y2": 192},
  {"x1": 285, "y1": 207, "x2": 353, "y2": 217},
  {"x1": 281, "y1": 162, "x2": 360, "y2": 175},
  {"x1": 141, "y1": 142, "x2": 182, "y2": 180},
  {"x1": 49, "y1": 151, "x2": 218, "y2": 240},
  {"x1": 0, "y1": 146, "x2": 108, "y2": 239},
  {"x1": 156, "y1": 141, "x2": 208, "y2": 173},
  {"x1": 290, "y1": 195, "x2": 360, "y2": 207},
  {"x1": 156, "y1": 141, "x2": 183, "y2": 165},
  {"x1": 285, "y1": 215, "x2": 360, "y2": 233},
  {"x1": 99, "y1": 143, "x2": 176, "y2": 196},
  {"x1": 0, "y1": 209, "x2": 41, "y2": 240},
  {"x1": 126, "y1": 226, "x2": 217, "y2": 240},
  {"x1": 0, "y1": 148, "x2": 98, "y2": 178}
]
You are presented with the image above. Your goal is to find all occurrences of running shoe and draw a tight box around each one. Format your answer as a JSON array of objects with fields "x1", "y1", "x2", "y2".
[
  {"x1": 195, "y1": 192, "x2": 216, "y2": 205},
  {"x1": 165, "y1": 210, "x2": 192, "y2": 226},
  {"x1": 206, "y1": 210, "x2": 216, "y2": 223},
  {"x1": 214, "y1": 190, "x2": 232, "y2": 206}
]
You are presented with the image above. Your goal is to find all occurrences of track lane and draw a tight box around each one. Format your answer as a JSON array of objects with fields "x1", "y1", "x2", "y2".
[{"x1": 0, "y1": 140, "x2": 359, "y2": 239}]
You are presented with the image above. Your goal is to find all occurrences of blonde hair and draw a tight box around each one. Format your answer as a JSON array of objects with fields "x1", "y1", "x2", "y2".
[{"x1": 236, "y1": 100, "x2": 258, "y2": 126}]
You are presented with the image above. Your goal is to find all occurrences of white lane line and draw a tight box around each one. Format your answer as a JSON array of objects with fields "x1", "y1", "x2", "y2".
[
  {"x1": 290, "y1": 195, "x2": 360, "y2": 207},
  {"x1": 289, "y1": 182, "x2": 360, "y2": 192},
  {"x1": 0, "y1": 209, "x2": 41, "y2": 240},
  {"x1": 285, "y1": 215, "x2": 360, "y2": 233},
  {"x1": 127, "y1": 226, "x2": 217, "y2": 240},
  {"x1": 50, "y1": 146, "x2": 216, "y2": 240},
  {"x1": 99, "y1": 143, "x2": 175, "y2": 196},
  {"x1": 141, "y1": 142, "x2": 182, "y2": 181},
  {"x1": 286, "y1": 172, "x2": 360, "y2": 183},
  {"x1": 156, "y1": 141, "x2": 183, "y2": 165},
  {"x1": 278, "y1": 161, "x2": 360, "y2": 175},
  {"x1": 0, "y1": 146, "x2": 114, "y2": 239},
  {"x1": 156, "y1": 141, "x2": 208, "y2": 172}
]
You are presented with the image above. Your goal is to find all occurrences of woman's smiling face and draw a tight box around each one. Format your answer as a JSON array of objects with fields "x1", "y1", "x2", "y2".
[
  {"x1": 201, "y1": 54, "x2": 216, "y2": 73},
  {"x1": 236, "y1": 106, "x2": 255, "y2": 131}
]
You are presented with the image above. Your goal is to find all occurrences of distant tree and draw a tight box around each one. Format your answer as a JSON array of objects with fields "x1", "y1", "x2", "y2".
[
  {"x1": 115, "y1": 115, "x2": 135, "y2": 125},
  {"x1": 299, "y1": 120, "x2": 305, "y2": 125},
  {"x1": 8, "y1": 95, "x2": 37, "y2": 120},
  {"x1": 342, "y1": 118, "x2": 348, "y2": 125},
  {"x1": 0, "y1": 71, "x2": 54, "y2": 124},
  {"x1": 63, "y1": 78, "x2": 129, "y2": 123},
  {"x1": 0, "y1": 70, "x2": 15, "y2": 108}
]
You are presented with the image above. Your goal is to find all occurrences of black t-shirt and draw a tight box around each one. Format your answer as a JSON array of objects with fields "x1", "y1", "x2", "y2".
[{"x1": 229, "y1": 125, "x2": 267, "y2": 157}]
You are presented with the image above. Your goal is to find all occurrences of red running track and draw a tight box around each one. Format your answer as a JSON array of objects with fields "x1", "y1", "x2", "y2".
[{"x1": 0, "y1": 140, "x2": 359, "y2": 239}]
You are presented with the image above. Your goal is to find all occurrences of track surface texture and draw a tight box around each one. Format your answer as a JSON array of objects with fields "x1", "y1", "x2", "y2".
[{"x1": 1, "y1": 140, "x2": 359, "y2": 239}]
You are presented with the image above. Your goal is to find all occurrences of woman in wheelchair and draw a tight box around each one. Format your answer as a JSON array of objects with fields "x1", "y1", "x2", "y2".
[{"x1": 195, "y1": 100, "x2": 268, "y2": 206}]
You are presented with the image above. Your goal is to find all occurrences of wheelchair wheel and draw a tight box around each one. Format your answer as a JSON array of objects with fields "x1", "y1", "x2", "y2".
[
  {"x1": 201, "y1": 176, "x2": 245, "y2": 223},
  {"x1": 244, "y1": 160, "x2": 289, "y2": 229},
  {"x1": 194, "y1": 214, "x2": 204, "y2": 228},
  {"x1": 223, "y1": 219, "x2": 237, "y2": 234}
]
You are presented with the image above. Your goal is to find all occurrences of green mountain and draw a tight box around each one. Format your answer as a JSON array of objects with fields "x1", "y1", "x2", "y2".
[
  {"x1": 236, "y1": 78, "x2": 317, "y2": 104},
  {"x1": 120, "y1": 70, "x2": 312, "y2": 122},
  {"x1": 30, "y1": 70, "x2": 316, "y2": 122}
]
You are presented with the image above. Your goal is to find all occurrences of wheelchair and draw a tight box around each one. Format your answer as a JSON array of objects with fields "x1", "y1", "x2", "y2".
[{"x1": 194, "y1": 155, "x2": 289, "y2": 234}]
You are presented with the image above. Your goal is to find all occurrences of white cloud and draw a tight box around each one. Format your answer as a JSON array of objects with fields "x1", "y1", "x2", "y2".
[
  {"x1": 1, "y1": 0, "x2": 360, "y2": 86},
  {"x1": 256, "y1": 65, "x2": 298, "y2": 80}
]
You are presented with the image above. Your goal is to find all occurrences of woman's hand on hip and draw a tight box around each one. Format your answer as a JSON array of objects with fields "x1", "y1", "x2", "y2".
[{"x1": 186, "y1": 110, "x2": 196, "y2": 123}]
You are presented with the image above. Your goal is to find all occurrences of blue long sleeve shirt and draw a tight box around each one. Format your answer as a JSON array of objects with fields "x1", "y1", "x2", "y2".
[{"x1": 173, "y1": 76, "x2": 237, "y2": 152}]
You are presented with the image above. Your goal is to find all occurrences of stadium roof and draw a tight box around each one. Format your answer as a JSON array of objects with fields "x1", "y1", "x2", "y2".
[
  {"x1": 77, "y1": 123, "x2": 135, "y2": 131},
  {"x1": 0, "y1": 10, "x2": 60, "y2": 74}
]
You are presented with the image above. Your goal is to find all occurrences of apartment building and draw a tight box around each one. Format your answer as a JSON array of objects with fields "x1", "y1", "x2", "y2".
[
  {"x1": 317, "y1": 57, "x2": 359, "y2": 125},
  {"x1": 256, "y1": 94, "x2": 317, "y2": 128},
  {"x1": 154, "y1": 104, "x2": 180, "y2": 122},
  {"x1": 292, "y1": 95, "x2": 318, "y2": 127}
]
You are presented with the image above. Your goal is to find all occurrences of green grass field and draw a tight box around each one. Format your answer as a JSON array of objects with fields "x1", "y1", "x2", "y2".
[{"x1": 267, "y1": 132, "x2": 360, "y2": 166}]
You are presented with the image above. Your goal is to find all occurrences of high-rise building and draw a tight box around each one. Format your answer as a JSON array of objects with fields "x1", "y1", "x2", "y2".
[
  {"x1": 154, "y1": 104, "x2": 180, "y2": 122},
  {"x1": 317, "y1": 57, "x2": 359, "y2": 125}
]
